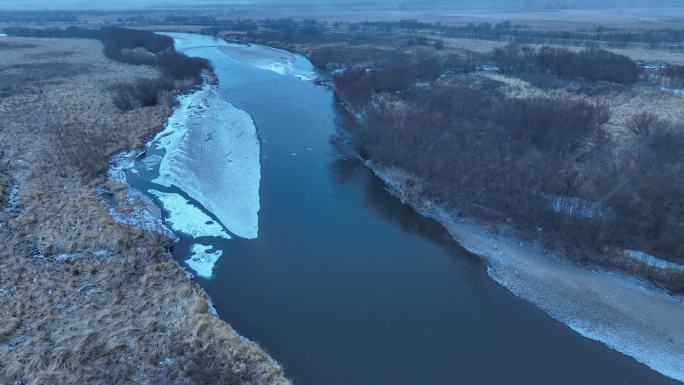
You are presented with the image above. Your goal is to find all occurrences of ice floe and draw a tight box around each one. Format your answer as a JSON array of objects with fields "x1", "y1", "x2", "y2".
[
  {"x1": 160, "y1": 32, "x2": 315, "y2": 80},
  {"x1": 186, "y1": 243, "x2": 223, "y2": 278},
  {"x1": 159, "y1": 32, "x2": 231, "y2": 53},
  {"x1": 141, "y1": 154, "x2": 162, "y2": 171},
  {"x1": 152, "y1": 84, "x2": 260, "y2": 239},
  {"x1": 148, "y1": 190, "x2": 231, "y2": 240},
  {"x1": 218, "y1": 45, "x2": 316, "y2": 80}
]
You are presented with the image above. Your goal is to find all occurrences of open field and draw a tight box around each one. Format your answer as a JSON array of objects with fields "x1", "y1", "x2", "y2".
[
  {"x1": 0, "y1": 37, "x2": 289, "y2": 385},
  {"x1": 3, "y1": 5, "x2": 684, "y2": 28}
]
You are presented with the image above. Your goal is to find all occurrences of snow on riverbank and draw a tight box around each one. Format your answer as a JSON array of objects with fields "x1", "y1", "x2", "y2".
[
  {"x1": 152, "y1": 84, "x2": 260, "y2": 239},
  {"x1": 106, "y1": 151, "x2": 173, "y2": 237},
  {"x1": 369, "y1": 162, "x2": 684, "y2": 383}
]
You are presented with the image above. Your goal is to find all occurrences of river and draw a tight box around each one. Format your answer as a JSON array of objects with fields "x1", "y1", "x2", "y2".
[{"x1": 122, "y1": 33, "x2": 681, "y2": 385}]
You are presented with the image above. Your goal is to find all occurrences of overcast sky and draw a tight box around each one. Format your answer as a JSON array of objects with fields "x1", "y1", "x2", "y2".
[{"x1": 1, "y1": 0, "x2": 682, "y2": 11}]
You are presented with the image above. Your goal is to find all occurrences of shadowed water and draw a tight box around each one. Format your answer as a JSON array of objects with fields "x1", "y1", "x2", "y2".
[{"x1": 124, "y1": 33, "x2": 680, "y2": 385}]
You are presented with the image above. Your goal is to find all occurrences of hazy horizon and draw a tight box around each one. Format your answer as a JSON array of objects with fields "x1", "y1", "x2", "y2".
[{"x1": 2, "y1": 0, "x2": 684, "y2": 11}]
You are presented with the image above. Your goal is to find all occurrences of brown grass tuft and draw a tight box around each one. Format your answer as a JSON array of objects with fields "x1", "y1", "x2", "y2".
[{"x1": 0, "y1": 37, "x2": 290, "y2": 385}]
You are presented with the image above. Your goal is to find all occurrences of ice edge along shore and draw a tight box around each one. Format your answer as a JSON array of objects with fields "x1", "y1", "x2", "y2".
[{"x1": 367, "y1": 162, "x2": 684, "y2": 383}]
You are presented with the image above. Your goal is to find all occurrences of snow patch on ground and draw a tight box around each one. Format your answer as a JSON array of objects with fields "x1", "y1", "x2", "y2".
[
  {"x1": 625, "y1": 250, "x2": 684, "y2": 272},
  {"x1": 550, "y1": 195, "x2": 610, "y2": 218},
  {"x1": 4, "y1": 184, "x2": 19, "y2": 213},
  {"x1": 661, "y1": 86, "x2": 684, "y2": 96},
  {"x1": 369, "y1": 162, "x2": 684, "y2": 383},
  {"x1": 152, "y1": 84, "x2": 260, "y2": 239},
  {"x1": 105, "y1": 151, "x2": 174, "y2": 237},
  {"x1": 108, "y1": 187, "x2": 173, "y2": 238},
  {"x1": 186, "y1": 243, "x2": 223, "y2": 278},
  {"x1": 148, "y1": 190, "x2": 231, "y2": 240},
  {"x1": 50, "y1": 249, "x2": 116, "y2": 262}
]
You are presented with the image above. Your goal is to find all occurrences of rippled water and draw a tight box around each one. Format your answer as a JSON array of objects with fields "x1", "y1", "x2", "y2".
[{"x1": 124, "y1": 33, "x2": 680, "y2": 385}]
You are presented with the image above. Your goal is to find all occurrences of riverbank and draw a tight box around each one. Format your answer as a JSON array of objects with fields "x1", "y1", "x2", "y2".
[
  {"x1": 365, "y1": 162, "x2": 684, "y2": 382},
  {"x1": 207, "y1": 29, "x2": 684, "y2": 381},
  {"x1": 0, "y1": 36, "x2": 289, "y2": 384}
]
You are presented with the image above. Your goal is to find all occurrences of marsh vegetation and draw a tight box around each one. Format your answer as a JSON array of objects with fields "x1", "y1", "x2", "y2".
[{"x1": 0, "y1": 34, "x2": 289, "y2": 385}]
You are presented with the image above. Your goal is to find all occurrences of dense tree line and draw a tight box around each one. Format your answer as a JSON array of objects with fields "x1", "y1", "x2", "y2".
[
  {"x1": 4, "y1": 27, "x2": 209, "y2": 83},
  {"x1": 4, "y1": 27, "x2": 210, "y2": 111},
  {"x1": 0, "y1": 11, "x2": 78, "y2": 23},
  {"x1": 662, "y1": 64, "x2": 684, "y2": 86},
  {"x1": 353, "y1": 20, "x2": 684, "y2": 49},
  {"x1": 335, "y1": 66, "x2": 684, "y2": 289},
  {"x1": 494, "y1": 44, "x2": 640, "y2": 84}
]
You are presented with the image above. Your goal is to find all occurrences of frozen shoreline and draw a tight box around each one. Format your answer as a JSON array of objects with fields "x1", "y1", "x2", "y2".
[{"x1": 368, "y1": 162, "x2": 684, "y2": 383}]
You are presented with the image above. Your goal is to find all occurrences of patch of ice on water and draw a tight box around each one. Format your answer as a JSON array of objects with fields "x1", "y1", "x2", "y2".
[
  {"x1": 108, "y1": 150, "x2": 143, "y2": 183},
  {"x1": 50, "y1": 249, "x2": 116, "y2": 262},
  {"x1": 217, "y1": 45, "x2": 316, "y2": 81},
  {"x1": 185, "y1": 243, "x2": 223, "y2": 278},
  {"x1": 258, "y1": 61, "x2": 316, "y2": 80},
  {"x1": 158, "y1": 32, "x2": 231, "y2": 53},
  {"x1": 152, "y1": 84, "x2": 260, "y2": 239},
  {"x1": 148, "y1": 190, "x2": 231, "y2": 240},
  {"x1": 141, "y1": 154, "x2": 162, "y2": 171}
]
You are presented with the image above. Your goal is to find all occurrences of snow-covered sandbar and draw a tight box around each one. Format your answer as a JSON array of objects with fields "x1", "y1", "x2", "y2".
[{"x1": 152, "y1": 83, "x2": 261, "y2": 239}]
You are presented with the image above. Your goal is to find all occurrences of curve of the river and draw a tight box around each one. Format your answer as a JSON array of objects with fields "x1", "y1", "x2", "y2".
[{"x1": 122, "y1": 33, "x2": 682, "y2": 385}]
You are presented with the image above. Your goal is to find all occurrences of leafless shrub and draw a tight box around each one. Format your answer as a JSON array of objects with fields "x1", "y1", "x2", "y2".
[
  {"x1": 339, "y1": 72, "x2": 684, "y2": 270},
  {"x1": 112, "y1": 78, "x2": 174, "y2": 112},
  {"x1": 628, "y1": 111, "x2": 661, "y2": 139},
  {"x1": 49, "y1": 122, "x2": 112, "y2": 178},
  {"x1": 494, "y1": 44, "x2": 640, "y2": 84}
]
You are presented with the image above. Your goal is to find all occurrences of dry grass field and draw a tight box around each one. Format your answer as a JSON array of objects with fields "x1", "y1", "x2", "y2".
[{"x1": 0, "y1": 37, "x2": 289, "y2": 385}]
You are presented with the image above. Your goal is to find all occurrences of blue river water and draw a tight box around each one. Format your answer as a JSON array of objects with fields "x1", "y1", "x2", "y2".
[{"x1": 123, "y1": 33, "x2": 680, "y2": 385}]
